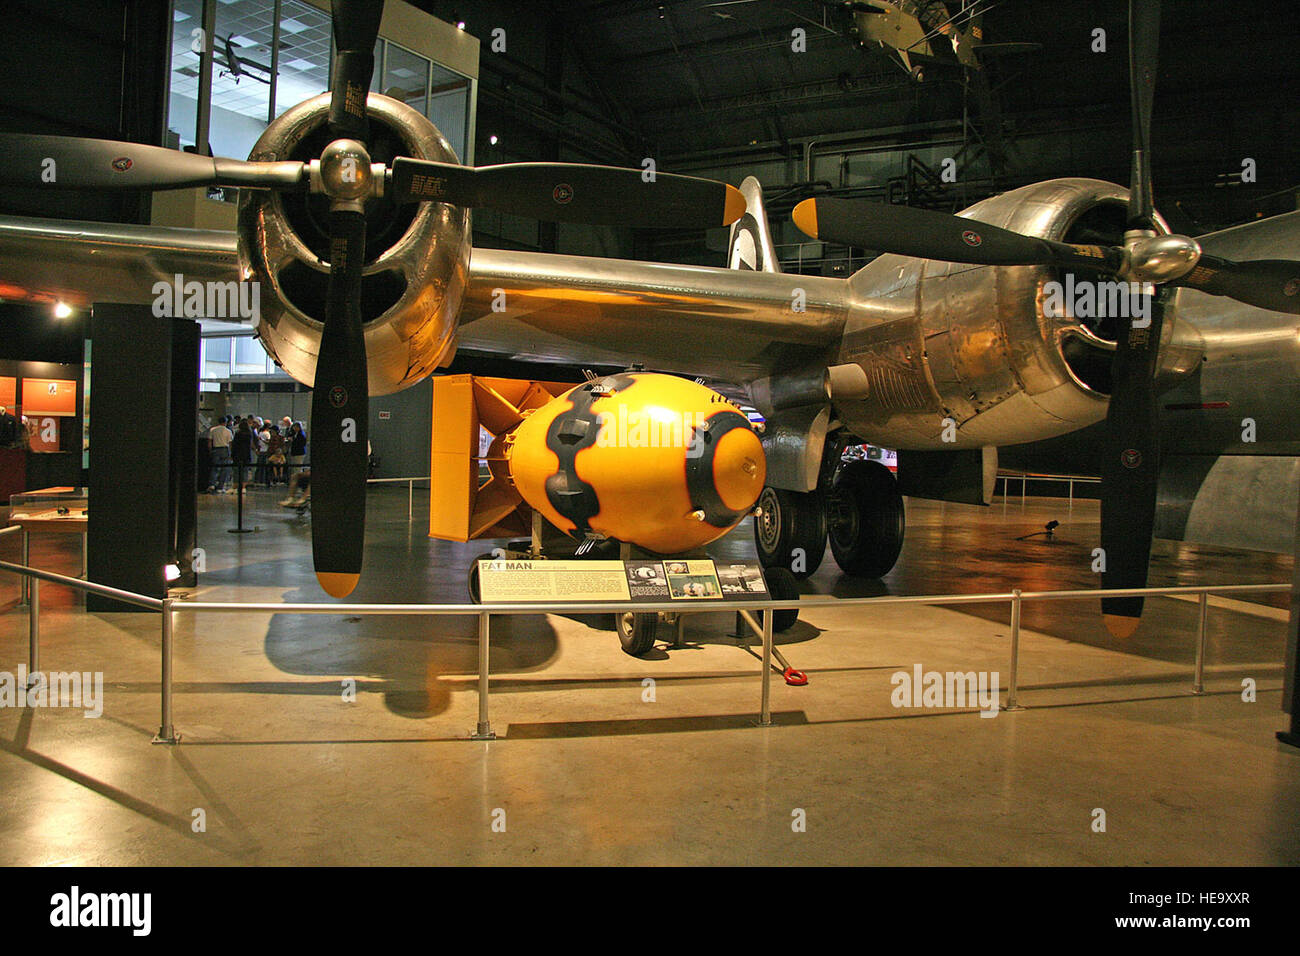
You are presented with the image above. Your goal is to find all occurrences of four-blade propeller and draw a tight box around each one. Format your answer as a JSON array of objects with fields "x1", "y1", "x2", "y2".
[
  {"x1": 0, "y1": 0, "x2": 746, "y2": 598},
  {"x1": 792, "y1": 0, "x2": 1300, "y2": 636}
]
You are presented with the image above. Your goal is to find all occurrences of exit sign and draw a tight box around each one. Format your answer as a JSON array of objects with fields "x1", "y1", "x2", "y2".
[{"x1": 378, "y1": 410, "x2": 391, "y2": 420}]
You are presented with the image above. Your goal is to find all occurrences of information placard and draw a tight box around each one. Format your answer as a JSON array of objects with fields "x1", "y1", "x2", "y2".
[
  {"x1": 477, "y1": 558, "x2": 770, "y2": 605},
  {"x1": 21, "y1": 378, "x2": 77, "y2": 417}
]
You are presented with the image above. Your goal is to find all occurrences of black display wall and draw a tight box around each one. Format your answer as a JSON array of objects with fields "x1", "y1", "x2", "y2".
[{"x1": 86, "y1": 306, "x2": 199, "y2": 610}]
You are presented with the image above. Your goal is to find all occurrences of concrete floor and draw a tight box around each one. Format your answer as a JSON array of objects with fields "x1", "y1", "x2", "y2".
[{"x1": 0, "y1": 486, "x2": 1296, "y2": 865}]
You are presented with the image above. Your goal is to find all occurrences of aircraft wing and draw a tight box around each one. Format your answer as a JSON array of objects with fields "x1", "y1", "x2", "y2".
[
  {"x1": 457, "y1": 247, "x2": 849, "y2": 382},
  {"x1": 0, "y1": 215, "x2": 847, "y2": 384},
  {"x1": 0, "y1": 215, "x2": 239, "y2": 308}
]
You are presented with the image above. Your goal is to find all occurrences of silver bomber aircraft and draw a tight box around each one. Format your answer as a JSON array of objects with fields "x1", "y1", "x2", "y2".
[{"x1": 0, "y1": 0, "x2": 1297, "y2": 637}]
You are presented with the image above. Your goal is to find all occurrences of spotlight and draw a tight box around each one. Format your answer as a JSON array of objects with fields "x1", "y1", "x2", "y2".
[
  {"x1": 1015, "y1": 519, "x2": 1062, "y2": 541},
  {"x1": 53, "y1": 301, "x2": 73, "y2": 319},
  {"x1": 488, "y1": 134, "x2": 498, "y2": 146},
  {"x1": 164, "y1": 563, "x2": 181, "y2": 582},
  {"x1": 457, "y1": 21, "x2": 465, "y2": 30}
]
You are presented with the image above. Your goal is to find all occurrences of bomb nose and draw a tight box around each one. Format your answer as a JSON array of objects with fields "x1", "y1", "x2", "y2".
[{"x1": 712, "y1": 425, "x2": 767, "y2": 513}]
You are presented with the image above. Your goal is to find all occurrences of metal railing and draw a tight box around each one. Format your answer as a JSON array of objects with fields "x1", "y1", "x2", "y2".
[
  {"x1": 0, "y1": 551, "x2": 1289, "y2": 740},
  {"x1": 996, "y1": 472, "x2": 1102, "y2": 507},
  {"x1": 365, "y1": 476, "x2": 430, "y2": 523}
]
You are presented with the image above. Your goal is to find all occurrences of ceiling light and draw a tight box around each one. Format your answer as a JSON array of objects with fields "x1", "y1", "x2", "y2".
[
  {"x1": 457, "y1": 21, "x2": 466, "y2": 30},
  {"x1": 489, "y1": 134, "x2": 498, "y2": 145},
  {"x1": 53, "y1": 301, "x2": 73, "y2": 319}
]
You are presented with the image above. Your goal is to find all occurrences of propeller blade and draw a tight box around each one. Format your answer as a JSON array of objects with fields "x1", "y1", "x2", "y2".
[
  {"x1": 1172, "y1": 254, "x2": 1300, "y2": 314},
  {"x1": 0, "y1": 133, "x2": 305, "y2": 191},
  {"x1": 390, "y1": 158, "x2": 746, "y2": 228},
  {"x1": 309, "y1": 208, "x2": 370, "y2": 598},
  {"x1": 1127, "y1": 0, "x2": 1161, "y2": 227},
  {"x1": 791, "y1": 197, "x2": 1127, "y2": 272},
  {"x1": 328, "y1": 0, "x2": 384, "y2": 140},
  {"x1": 1099, "y1": 289, "x2": 1165, "y2": 637}
]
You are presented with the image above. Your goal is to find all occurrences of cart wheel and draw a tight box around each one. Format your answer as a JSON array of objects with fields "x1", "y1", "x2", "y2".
[
  {"x1": 467, "y1": 552, "x2": 499, "y2": 604},
  {"x1": 616, "y1": 611, "x2": 659, "y2": 657},
  {"x1": 763, "y1": 566, "x2": 801, "y2": 633}
]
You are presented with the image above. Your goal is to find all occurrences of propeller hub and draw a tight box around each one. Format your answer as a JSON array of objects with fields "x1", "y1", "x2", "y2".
[
  {"x1": 1124, "y1": 232, "x2": 1200, "y2": 283},
  {"x1": 317, "y1": 138, "x2": 374, "y2": 204}
]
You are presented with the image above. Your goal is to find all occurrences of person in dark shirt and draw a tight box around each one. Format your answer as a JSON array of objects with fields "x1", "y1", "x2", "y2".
[
  {"x1": 231, "y1": 419, "x2": 255, "y2": 492},
  {"x1": 0, "y1": 405, "x2": 18, "y2": 447}
]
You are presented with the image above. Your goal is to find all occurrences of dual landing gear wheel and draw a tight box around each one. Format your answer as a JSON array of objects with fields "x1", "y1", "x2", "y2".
[
  {"x1": 616, "y1": 611, "x2": 658, "y2": 657},
  {"x1": 467, "y1": 551, "x2": 498, "y2": 604},
  {"x1": 828, "y1": 460, "x2": 905, "y2": 577},
  {"x1": 754, "y1": 486, "x2": 826, "y2": 580}
]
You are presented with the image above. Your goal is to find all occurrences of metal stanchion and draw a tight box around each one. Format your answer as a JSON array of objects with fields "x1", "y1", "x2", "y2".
[
  {"x1": 28, "y1": 576, "x2": 39, "y2": 677},
  {"x1": 1193, "y1": 591, "x2": 1209, "y2": 695},
  {"x1": 760, "y1": 604, "x2": 773, "y2": 726},
  {"x1": 1005, "y1": 588, "x2": 1025, "y2": 711},
  {"x1": 19, "y1": 529, "x2": 29, "y2": 607},
  {"x1": 228, "y1": 463, "x2": 260, "y2": 534},
  {"x1": 407, "y1": 479, "x2": 413, "y2": 523},
  {"x1": 472, "y1": 611, "x2": 495, "y2": 740},
  {"x1": 153, "y1": 597, "x2": 180, "y2": 744}
]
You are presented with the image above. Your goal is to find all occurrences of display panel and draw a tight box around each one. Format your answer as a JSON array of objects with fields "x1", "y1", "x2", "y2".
[{"x1": 21, "y1": 378, "x2": 77, "y2": 416}]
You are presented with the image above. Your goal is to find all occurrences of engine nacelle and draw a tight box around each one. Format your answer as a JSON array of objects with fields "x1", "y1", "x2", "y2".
[
  {"x1": 835, "y1": 178, "x2": 1190, "y2": 450},
  {"x1": 237, "y1": 93, "x2": 470, "y2": 396},
  {"x1": 504, "y1": 373, "x2": 767, "y2": 554}
]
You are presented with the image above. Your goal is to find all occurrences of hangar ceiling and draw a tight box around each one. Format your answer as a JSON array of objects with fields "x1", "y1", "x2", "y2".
[{"x1": 412, "y1": 0, "x2": 1298, "y2": 256}]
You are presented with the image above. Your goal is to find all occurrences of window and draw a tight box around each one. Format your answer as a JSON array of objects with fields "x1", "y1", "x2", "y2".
[{"x1": 167, "y1": 1, "x2": 473, "y2": 162}]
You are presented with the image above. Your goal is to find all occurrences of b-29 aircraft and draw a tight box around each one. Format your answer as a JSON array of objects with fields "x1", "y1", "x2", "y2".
[{"x1": 0, "y1": 0, "x2": 1296, "y2": 640}]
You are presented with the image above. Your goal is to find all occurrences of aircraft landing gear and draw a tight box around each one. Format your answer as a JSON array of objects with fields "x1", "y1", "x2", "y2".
[
  {"x1": 827, "y1": 460, "x2": 905, "y2": 577},
  {"x1": 616, "y1": 610, "x2": 659, "y2": 657},
  {"x1": 754, "y1": 486, "x2": 827, "y2": 579}
]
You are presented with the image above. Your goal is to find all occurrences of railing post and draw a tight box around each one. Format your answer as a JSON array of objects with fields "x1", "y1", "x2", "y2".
[
  {"x1": 1005, "y1": 588, "x2": 1025, "y2": 711},
  {"x1": 153, "y1": 597, "x2": 180, "y2": 744},
  {"x1": 1193, "y1": 591, "x2": 1209, "y2": 695},
  {"x1": 408, "y1": 479, "x2": 413, "y2": 523},
  {"x1": 28, "y1": 575, "x2": 39, "y2": 677},
  {"x1": 760, "y1": 603, "x2": 773, "y2": 726},
  {"x1": 18, "y1": 529, "x2": 29, "y2": 607},
  {"x1": 472, "y1": 611, "x2": 495, "y2": 740}
]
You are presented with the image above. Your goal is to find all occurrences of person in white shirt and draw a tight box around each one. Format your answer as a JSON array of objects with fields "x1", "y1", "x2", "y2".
[{"x1": 207, "y1": 417, "x2": 234, "y2": 492}]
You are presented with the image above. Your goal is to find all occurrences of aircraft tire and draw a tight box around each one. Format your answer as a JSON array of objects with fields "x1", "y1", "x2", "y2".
[
  {"x1": 828, "y1": 461, "x2": 905, "y2": 578},
  {"x1": 616, "y1": 611, "x2": 659, "y2": 657},
  {"x1": 467, "y1": 552, "x2": 498, "y2": 603},
  {"x1": 754, "y1": 486, "x2": 827, "y2": 580},
  {"x1": 762, "y1": 565, "x2": 801, "y2": 633}
]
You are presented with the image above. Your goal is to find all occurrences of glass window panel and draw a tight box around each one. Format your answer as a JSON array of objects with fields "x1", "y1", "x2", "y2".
[
  {"x1": 165, "y1": 0, "x2": 206, "y2": 150},
  {"x1": 203, "y1": 337, "x2": 231, "y2": 380},
  {"x1": 381, "y1": 42, "x2": 431, "y2": 119},
  {"x1": 427, "y1": 62, "x2": 471, "y2": 161},
  {"x1": 275, "y1": 0, "x2": 332, "y2": 117},
  {"x1": 208, "y1": 0, "x2": 276, "y2": 160},
  {"x1": 234, "y1": 335, "x2": 266, "y2": 372}
]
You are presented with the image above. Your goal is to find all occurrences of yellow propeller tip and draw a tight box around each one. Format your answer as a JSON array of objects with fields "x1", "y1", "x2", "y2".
[
  {"x1": 792, "y1": 198, "x2": 818, "y2": 238},
  {"x1": 317, "y1": 571, "x2": 360, "y2": 598},
  {"x1": 1103, "y1": 613, "x2": 1141, "y2": 638},
  {"x1": 723, "y1": 184, "x2": 747, "y2": 226}
]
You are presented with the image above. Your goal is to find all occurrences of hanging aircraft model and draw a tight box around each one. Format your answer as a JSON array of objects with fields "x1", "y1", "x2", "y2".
[{"x1": 0, "y1": 0, "x2": 1297, "y2": 640}]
